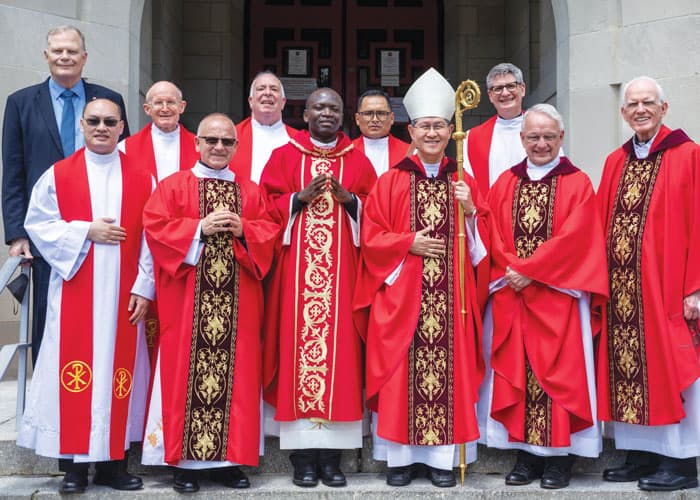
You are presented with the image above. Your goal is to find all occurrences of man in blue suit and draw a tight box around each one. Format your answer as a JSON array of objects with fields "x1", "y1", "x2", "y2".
[{"x1": 2, "y1": 25, "x2": 130, "y2": 365}]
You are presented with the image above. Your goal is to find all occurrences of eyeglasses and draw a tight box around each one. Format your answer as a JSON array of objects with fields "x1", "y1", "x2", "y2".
[
  {"x1": 489, "y1": 82, "x2": 520, "y2": 94},
  {"x1": 84, "y1": 117, "x2": 120, "y2": 127},
  {"x1": 357, "y1": 110, "x2": 392, "y2": 121},
  {"x1": 198, "y1": 136, "x2": 237, "y2": 147},
  {"x1": 148, "y1": 100, "x2": 181, "y2": 110},
  {"x1": 524, "y1": 134, "x2": 560, "y2": 143},
  {"x1": 624, "y1": 100, "x2": 660, "y2": 111},
  {"x1": 414, "y1": 121, "x2": 449, "y2": 133}
]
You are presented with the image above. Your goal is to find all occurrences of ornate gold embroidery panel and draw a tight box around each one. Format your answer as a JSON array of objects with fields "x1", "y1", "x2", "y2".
[
  {"x1": 295, "y1": 155, "x2": 342, "y2": 416},
  {"x1": 512, "y1": 176, "x2": 557, "y2": 445},
  {"x1": 408, "y1": 173, "x2": 454, "y2": 445},
  {"x1": 606, "y1": 153, "x2": 662, "y2": 424},
  {"x1": 183, "y1": 178, "x2": 241, "y2": 461}
]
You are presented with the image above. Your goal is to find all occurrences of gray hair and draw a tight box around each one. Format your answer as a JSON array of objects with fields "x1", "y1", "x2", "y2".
[
  {"x1": 522, "y1": 103, "x2": 564, "y2": 132},
  {"x1": 249, "y1": 71, "x2": 285, "y2": 98},
  {"x1": 621, "y1": 76, "x2": 666, "y2": 106},
  {"x1": 486, "y1": 63, "x2": 524, "y2": 89},
  {"x1": 46, "y1": 25, "x2": 86, "y2": 52}
]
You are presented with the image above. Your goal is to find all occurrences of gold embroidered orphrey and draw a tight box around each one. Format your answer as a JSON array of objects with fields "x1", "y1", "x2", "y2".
[
  {"x1": 606, "y1": 153, "x2": 663, "y2": 425},
  {"x1": 295, "y1": 154, "x2": 344, "y2": 417},
  {"x1": 182, "y1": 178, "x2": 241, "y2": 461},
  {"x1": 408, "y1": 173, "x2": 455, "y2": 445},
  {"x1": 512, "y1": 176, "x2": 557, "y2": 445}
]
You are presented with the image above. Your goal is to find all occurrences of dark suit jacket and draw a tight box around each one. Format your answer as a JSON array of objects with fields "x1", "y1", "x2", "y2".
[{"x1": 2, "y1": 77, "x2": 130, "y2": 246}]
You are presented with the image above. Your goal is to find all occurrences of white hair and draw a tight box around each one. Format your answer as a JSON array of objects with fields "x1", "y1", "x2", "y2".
[
  {"x1": 621, "y1": 76, "x2": 666, "y2": 106},
  {"x1": 522, "y1": 103, "x2": 564, "y2": 132},
  {"x1": 249, "y1": 72, "x2": 285, "y2": 98}
]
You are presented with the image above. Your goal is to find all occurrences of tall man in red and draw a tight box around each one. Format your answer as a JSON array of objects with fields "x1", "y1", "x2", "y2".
[
  {"x1": 260, "y1": 88, "x2": 376, "y2": 488},
  {"x1": 597, "y1": 76, "x2": 700, "y2": 492},
  {"x1": 230, "y1": 71, "x2": 296, "y2": 183},
  {"x1": 356, "y1": 68, "x2": 489, "y2": 488},
  {"x1": 120, "y1": 80, "x2": 199, "y2": 363},
  {"x1": 479, "y1": 104, "x2": 608, "y2": 489},
  {"x1": 16, "y1": 98, "x2": 152, "y2": 494},
  {"x1": 142, "y1": 113, "x2": 278, "y2": 493},
  {"x1": 463, "y1": 63, "x2": 527, "y2": 195},
  {"x1": 353, "y1": 89, "x2": 410, "y2": 176}
]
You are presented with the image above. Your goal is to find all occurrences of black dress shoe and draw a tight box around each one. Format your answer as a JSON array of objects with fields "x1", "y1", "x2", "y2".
[
  {"x1": 505, "y1": 457, "x2": 544, "y2": 485},
  {"x1": 603, "y1": 462, "x2": 658, "y2": 482},
  {"x1": 292, "y1": 462, "x2": 318, "y2": 487},
  {"x1": 386, "y1": 465, "x2": 412, "y2": 487},
  {"x1": 427, "y1": 466, "x2": 456, "y2": 487},
  {"x1": 59, "y1": 471, "x2": 88, "y2": 494},
  {"x1": 209, "y1": 466, "x2": 250, "y2": 489},
  {"x1": 540, "y1": 458, "x2": 572, "y2": 489},
  {"x1": 173, "y1": 469, "x2": 200, "y2": 494},
  {"x1": 319, "y1": 463, "x2": 347, "y2": 487},
  {"x1": 93, "y1": 470, "x2": 143, "y2": 491},
  {"x1": 638, "y1": 470, "x2": 699, "y2": 491}
]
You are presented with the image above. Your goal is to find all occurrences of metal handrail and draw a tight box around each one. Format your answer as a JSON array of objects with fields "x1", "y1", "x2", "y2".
[{"x1": 0, "y1": 255, "x2": 31, "y2": 429}]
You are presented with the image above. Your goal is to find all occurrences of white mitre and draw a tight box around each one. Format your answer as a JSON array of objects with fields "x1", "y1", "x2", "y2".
[{"x1": 403, "y1": 67, "x2": 455, "y2": 121}]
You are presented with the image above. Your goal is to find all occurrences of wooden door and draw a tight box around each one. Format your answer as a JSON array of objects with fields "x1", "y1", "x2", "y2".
[{"x1": 247, "y1": 0, "x2": 442, "y2": 136}]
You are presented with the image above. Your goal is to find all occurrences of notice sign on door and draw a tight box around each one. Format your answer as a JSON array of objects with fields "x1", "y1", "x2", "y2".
[{"x1": 380, "y1": 50, "x2": 400, "y2": 87}]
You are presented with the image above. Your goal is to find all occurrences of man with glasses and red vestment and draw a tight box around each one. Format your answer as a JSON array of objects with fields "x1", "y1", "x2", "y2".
[
  {"x1": 597, "y1": 76, "x2": 700, "y2": 492},
  {"x1": 141, "y1": 113, "x2": 279, "y2": 493},
  {"x1": 352, "y1": 89, "x2": 410, "y2": 176},
  {"x1": 17, "y1": 98, "x2": 152, "y2": 495}
]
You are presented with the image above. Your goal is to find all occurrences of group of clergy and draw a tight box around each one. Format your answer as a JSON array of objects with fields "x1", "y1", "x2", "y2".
[{"x1": 10, "y1": 32, "x2": 699, "y2": 495}]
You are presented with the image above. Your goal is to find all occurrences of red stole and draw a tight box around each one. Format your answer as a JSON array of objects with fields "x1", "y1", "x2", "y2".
[
  {"x1": 467, "y1": 115, "x2": 497, "y2": 196},
  {"x1": 54, "y1": 150, "x2": 152, "y2": 458},
  {"x1": 231, "y1": 117, "x2": 296, "y2": 181},
  {"x1": 123, "y1": 123, "x2": 199, "y2": 180}
]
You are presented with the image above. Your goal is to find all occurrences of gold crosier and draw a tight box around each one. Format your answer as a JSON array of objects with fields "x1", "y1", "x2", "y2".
[{"x1": 452, "y1": 79, "x2": 481, "y2": 486}]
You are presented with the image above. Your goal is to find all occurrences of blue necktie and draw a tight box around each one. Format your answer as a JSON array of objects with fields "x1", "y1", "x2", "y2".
[{"x1": 60, "y1": 89, "x2": 76, "y2": 156}]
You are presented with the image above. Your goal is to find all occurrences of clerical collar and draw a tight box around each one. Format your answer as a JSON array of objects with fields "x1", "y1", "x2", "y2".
[
  {"x1": 252, "y1": 117, "x2": 284, "y2": 130},
  {"x1": 422, "y1": 161, "x2": 441, "y2": 178},
  {"x1": 151, "y1": 124, "x2": 180, "y2": 138},
  {"x1": 526, "y1": 156, "x2": 560, "y2": 180},
  {"x1": 85, "y1": 147, "x2": 120, "y2": 166},
  {"x1": 194, "y1": 160, "x2": 235, "y2": 181},
  {"x1": 310, "y1": 136, "x2": 338, "y2": 149},
  {"x1": 633, "y1": 130, "x2": 659, "y2": 159},
  {"x1": 496, "y1": 114, "x2": 523, "y2": 128}
]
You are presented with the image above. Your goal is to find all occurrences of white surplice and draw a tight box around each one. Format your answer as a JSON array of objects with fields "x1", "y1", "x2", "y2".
[
  {"x1": 118, "y1": 124, "x2": 181, "y2": 181},
  {"x1": 476, "y1": 160, "x2": 601, "y2": 458},
  {"x1": 16, "y1": 148, "x2": 155, "y2": 462},
  {"x1": 250, "y1": 118, "x2": 292, "y2": 184}
]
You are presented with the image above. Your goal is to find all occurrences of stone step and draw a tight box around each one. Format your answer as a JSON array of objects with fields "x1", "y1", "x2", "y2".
[{"x1": 2, "y1": 473, "x2": 699, "y2": 499}]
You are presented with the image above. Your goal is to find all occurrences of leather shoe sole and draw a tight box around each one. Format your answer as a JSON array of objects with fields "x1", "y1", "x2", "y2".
[
  {"x1": 173, "y1": 471, "x2": 200, "y2": 494},
  {"x1": 386, "y1": 466, "x2": 412, "y2": 487},
  {"x1": 428, "y1": 467, "x2": 456, "y2": 488},
  {"x1": 540, "y1": 476, "x2": 570, "y2": 489},
  {"x1": 59, "y1": 474, "x2": 88, "y2": 494},
  {"x1": 93, "y1": 472, "x2": 143, "y2": 491},
  {"x1": 638, "y1": 471, "x2": 699, "y2": 492},
  {"x1": 603, "y1": 463, "x2": 658, "y2": 482}
]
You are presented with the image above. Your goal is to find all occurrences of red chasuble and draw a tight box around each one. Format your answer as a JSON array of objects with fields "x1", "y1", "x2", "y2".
[
  {"x1": 54, "y1": 150, "x2": 152, "y2": 458},
  {"x1": 230, "y1": 117, "x2": 297, "y2": 182},
  {"x1": 466, "y1": 115, "x2": 498, "y2": 197},
  {"x1": 596, "y1": 126, "x2": 700, "y2": 426},
  {"x1": 487, "y1": 158, "x2": 608, "y2": 447},
  {"x1": 260, "y1": 130, "x2": 376, "y2": 422},
  {"x1": 142, "y1": 170, "x2": 279, "y2": 466},
  {"x1": 355, "y1": 156, "x2": 489, "y2": 445},
  {"x1": 123, "y1": 123, "x2": 199, "y2": 180},
  {"x1": 352, "y1": 134, "x2": 411, "y2": 172}
]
